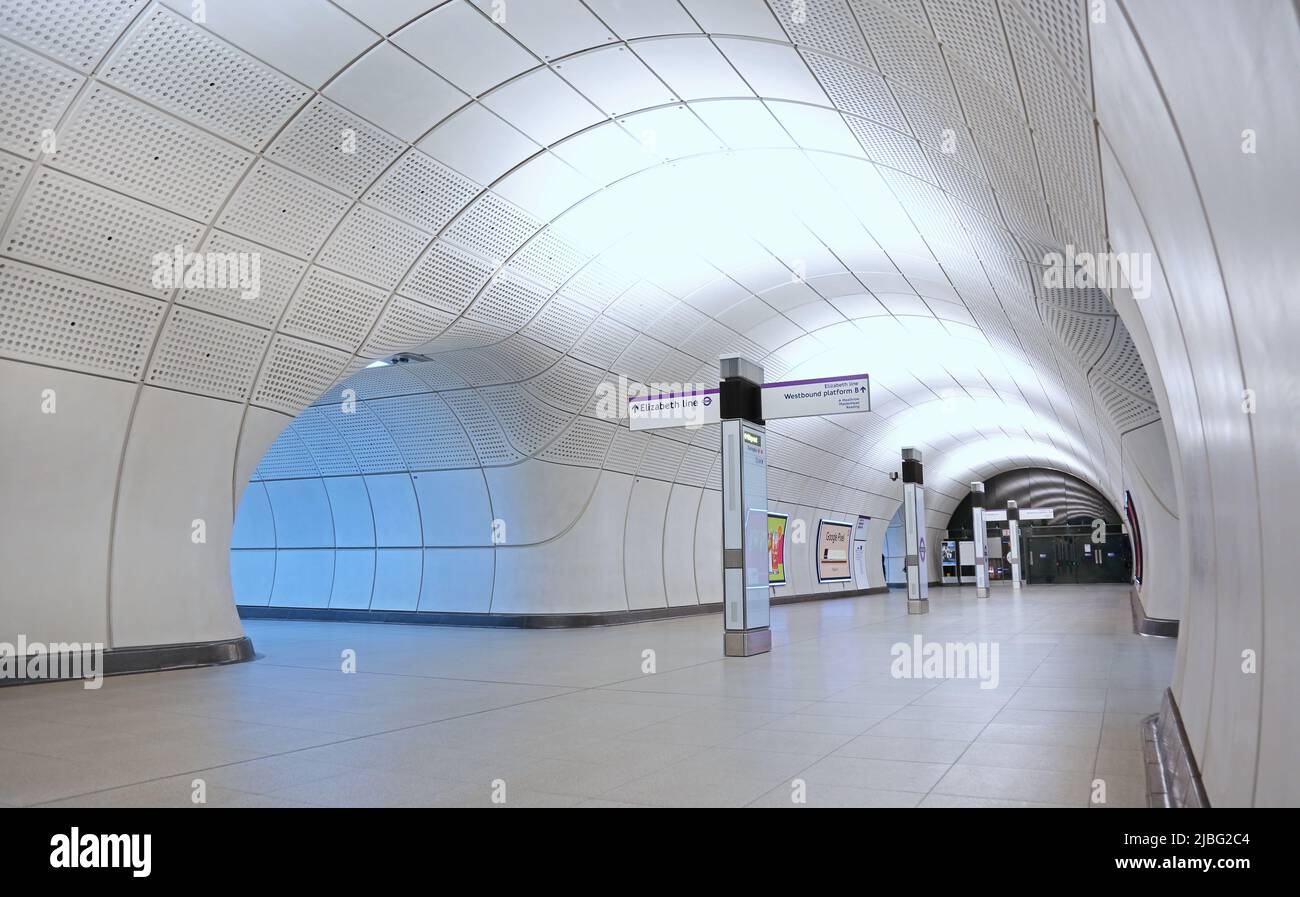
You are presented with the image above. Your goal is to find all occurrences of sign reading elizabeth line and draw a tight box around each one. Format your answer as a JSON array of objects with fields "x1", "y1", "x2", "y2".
[{"x1": 628, "y1": 373, "x2": 869, "y2": 430}]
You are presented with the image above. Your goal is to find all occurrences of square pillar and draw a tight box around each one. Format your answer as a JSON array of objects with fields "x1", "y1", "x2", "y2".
[
  {"x1": 1007, "y1": 500, "x2": 1022, "y2": 589},
  {"x1": 971, "y1": 481, "x2": 989, "y2": 598},
  {"x1": 719, "y1": 355, "x2": 771, "y2": 657},
  {"x1": 901, "y1": 447, "x2": 928, "y2": 614}
]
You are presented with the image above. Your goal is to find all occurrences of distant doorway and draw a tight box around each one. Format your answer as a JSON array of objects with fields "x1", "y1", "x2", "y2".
[{"x1": 1024, "y1": 525, "x2": 1131, "y2": 584}]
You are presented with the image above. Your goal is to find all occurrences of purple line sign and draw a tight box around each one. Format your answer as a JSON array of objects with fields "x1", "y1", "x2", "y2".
[
  {"x1": 626, "y1": 373, "x2": 869, "y2": 429},
  {"x1": 628, "y1": 387, "x2": 721, "y2": 431},
  {"x1": 760, "y1": 373, "x2": 870, "y2": 420}
]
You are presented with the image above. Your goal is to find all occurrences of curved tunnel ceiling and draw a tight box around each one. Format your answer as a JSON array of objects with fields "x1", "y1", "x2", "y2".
[{"x1": 0, "y1": 0, "x2": 1160, "y2": 514}]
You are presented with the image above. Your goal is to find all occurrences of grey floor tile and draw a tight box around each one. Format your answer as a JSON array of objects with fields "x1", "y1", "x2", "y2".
[
  {"x1": 977, "y1": 723, "x2": 1100, "y2": 749},
  {"x1": 991, "y1": 708, "x2": 1103, "y2": 729},
  {"x1": 932, "y1": 764, "x2": 1094, "y2": 805},
  {"x1": 866, "y1": 717, "x2": 986, "y2": 742},
  {"x1": 834, "y1": 735, "x2": 970, "y2": 764},
  {"x1": 187, "y1": 754, "x2": 355, "y2": 794},
  {"x1": 5, "y1": 582, "x2": 1176, "y2": 809},
  {"x1": 889, "y1": 704, "x2": 1002, "y2": 724},
  {"x1": 1090, "y1": 773, "x2": 1149, "y2": 808},
  {"x1": 575, "y1": 798, "x2": 651, "y2": 808},
  {"x1": 35, "y1": 776, "x2": 258, "y2": 808},
  {"x1": 602, "y1": 769, "x2": 778, "y2": 808},
  {"x1": 918, "y1": 794, "x2": 1073, "y2": 808},
  {"x1": 724, "y1": 728, "x2": 856, "y2": 756},
  {"x1": 799, "y1": 755, "x2": 951, "y2": 793},
  {"x1": 1095, "y1": 748, "x2": 1145, "y2": 778},
  {"x1": 760, "y1": 713, "x2": 878, "y2": 736},
  {"x1": 957, "y1": 741, "x2": 1097, "y2": 772},
  {"x1": 267, "y1": 769, "x2": 476, "y2": 808},
  {"x1": 750, "y1": 782, "x2": 923, "y2": 808}
]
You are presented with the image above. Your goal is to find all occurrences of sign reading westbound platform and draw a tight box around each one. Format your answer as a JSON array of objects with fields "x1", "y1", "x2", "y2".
[
  {"x1": 628, "y1": 373, "x2": 870, "y2": 430},
  {"x1": 984, "y1": 507, "x2": 1054, "y2": 521},
  {"x1": 759, "y1": 373, "x2": 870, "y2": 421}
]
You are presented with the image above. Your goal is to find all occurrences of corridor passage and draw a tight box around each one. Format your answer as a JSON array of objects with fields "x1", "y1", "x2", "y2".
[{"x1": 1, "y1": 584, "x2": 1171, "y2": 808}]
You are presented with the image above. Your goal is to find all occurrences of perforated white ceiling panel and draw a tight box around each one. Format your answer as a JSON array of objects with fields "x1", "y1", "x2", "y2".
[{"x1": 0, "y1": 0, "x2": 1160, "y2": 522}]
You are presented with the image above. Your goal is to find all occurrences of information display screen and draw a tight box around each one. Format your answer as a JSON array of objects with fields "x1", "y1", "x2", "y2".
[{"x1": 816, "y1": 519, "x2": 854, "y2": 582}]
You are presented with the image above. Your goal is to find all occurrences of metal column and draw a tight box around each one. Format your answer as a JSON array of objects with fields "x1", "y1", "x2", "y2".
[
  {"x1": 719, "y1": 355, "x2": 771, "y2": 657},
  {"x1": 971, "y1": 481, "x2": 989, "y2": 598},
  {"x1": 1007, "y1": 499, "x2": 1022, "y2": 590},
  {"x1": 901, "y1": 447, "x2": 928, "y2": 614}
]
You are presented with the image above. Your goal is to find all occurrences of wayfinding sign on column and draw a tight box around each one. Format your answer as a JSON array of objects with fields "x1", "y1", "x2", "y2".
[
  {"x1": 719, "y1": 355, "x2": 771, "y2": 658},
  {"x1": 759, "y1": 373, "x2": 870, "y2": 420},
  {"x1": 628, "y1": 387, "x2": 719, "y2": 430},
  {"x1": 628, "y1": 373, "x2": 869, "y2": 430}
]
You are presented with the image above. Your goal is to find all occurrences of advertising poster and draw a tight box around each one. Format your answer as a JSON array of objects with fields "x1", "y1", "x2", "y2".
[
  {"x1": 767, "y1": 513, "x2": 788, "y2": 585},
  {"x1": 817, "y1": 519, "x2": 854, "y2": 582}
]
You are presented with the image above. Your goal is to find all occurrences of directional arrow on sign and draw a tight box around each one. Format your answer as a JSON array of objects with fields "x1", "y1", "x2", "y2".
[{"x1": 628, "y1": 373, "x2": 870, "y2": 430}]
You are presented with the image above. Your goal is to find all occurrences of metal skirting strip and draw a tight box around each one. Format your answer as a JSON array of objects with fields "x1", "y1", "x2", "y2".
[
  {"x1": 1142, "y1": 688, "x2": 1210, "y2": 808},
  {"x1": 1130, "y1": 586, "x2": 1179, "y2": 638},
  {"x1": 0, "y1": 636, "x2": 255, "y2": 687},
  {"x1": 239, "y1": 587, "x2": 889, "y2": 630},
  {"x1": 772, "y1": 586, "x2": 886, "y2": 607}
]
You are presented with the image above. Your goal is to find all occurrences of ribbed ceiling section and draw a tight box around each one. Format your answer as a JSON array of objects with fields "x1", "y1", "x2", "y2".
[{"x1": 0, "y1": 0, "x2": 1161, "y2": 509}]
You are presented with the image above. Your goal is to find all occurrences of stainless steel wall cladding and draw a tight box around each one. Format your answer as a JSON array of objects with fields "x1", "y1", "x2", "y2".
[{"x1": 1143, "y1": 689, "x2": 1209, "y2": 808}]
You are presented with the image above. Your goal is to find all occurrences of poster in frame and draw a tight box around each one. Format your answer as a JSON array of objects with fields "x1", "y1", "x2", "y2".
[
  {"x1": 816, "y1": 518, "x2": 854, "y2": 583},
  {"x1": 767, "y1": 513, "x2": 789, "y2": 586}
]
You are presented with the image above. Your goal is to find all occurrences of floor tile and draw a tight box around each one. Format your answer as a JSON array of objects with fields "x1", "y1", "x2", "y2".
[
  {"x1": 932, "y1": 764, "x2": 1094, "y2": 805},
  {"x1": 6, "y1": 583, "x2": 1174, "y2": 808},
  {"x1": 834, "y1": 735, "x2": 970, "y2": 764}
]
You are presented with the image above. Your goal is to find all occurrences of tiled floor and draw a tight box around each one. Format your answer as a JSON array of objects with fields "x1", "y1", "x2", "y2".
[{"x1": 0, "y1": 583, "x2": 1174, "y2": 808}]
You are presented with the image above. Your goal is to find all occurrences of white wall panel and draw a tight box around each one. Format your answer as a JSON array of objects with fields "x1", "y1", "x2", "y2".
[
  {"x1": 663, "y1": 484, "x2": 703, "y2": 606},
  {"x1": 420, "y1": 548, "x2": 494, "y2": 612},
  {"x1": 483, "y1": 461, "x2": 600, "y2": 544},
  {"x1": 270, "y1": 549, "x2": 334, "y2": 607},
  {"x1": 412, "y1": 468, "x2": 493, "y2": 546},
  {"x1": 229, "y1": 549, "x2": 275, "y2": 606},
  {"x1": 323, "y1": 476, "x2": 376, "y2": 547},
  {"x1": 329, "y1": 550, "x2": 375, "y2": 609},
  {"x1": 786, "y1": 506, "x2": 816, "y2": 596},
  {"x1": 370, "y1": 548, "x2": 423, "y2": 610},
  {"x1": 110, "y1": 387, "x2": 245, "y2": 646},
  {"x1": 265, "y1": 478, "x2": 335, "y2": 548},
  {"x1": 491, "y1": 472, "x2": 632, "y2": 614},
  {"x1": 231, "y1": 481, "x2": 275, "y2": 548},
  {"x1": 624, "y1": 478, "x2": 670, "y2": 609},
  {"x1": 235, "y1": 408, "x2": 295, "y2": 509},
  {"x1": 1123, "y1": 421, "x2": 1182, "y2": 622},
  {"x1": 1093, "y1": 0, "x2": 1298, "y2": 806},
  {"x1": 0, "y1": 362, "x2": 132, "y2": 646},
  {"x1": 863, "y1": 516, "x2": 887, "y2": 589},
  {"x1": 692, "y1": 487, "x2": 722, "y2": 604},
  {"x1": 364, "y1": 473, "x2": 423, "y2": 546}
]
